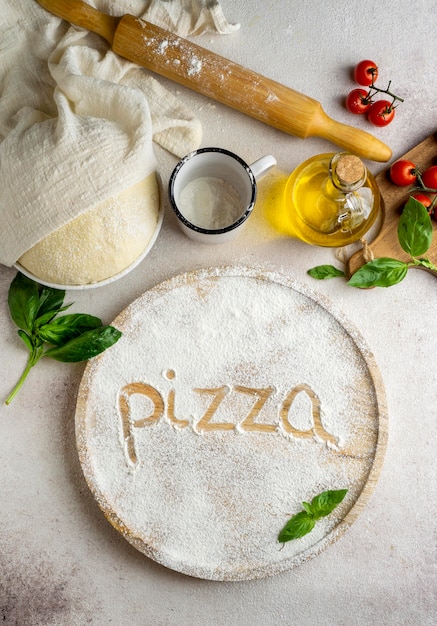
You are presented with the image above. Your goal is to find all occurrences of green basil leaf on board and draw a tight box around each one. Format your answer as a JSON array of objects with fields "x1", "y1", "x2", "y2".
[
  {"x1": 301, "y1": 501, "x2": 313, "y2": 515},
  {"x1": 398, "y1": 197, "x2": 433, "y2": 257},
  {"x1": 5, "y1": 272, "x2": 122, "y2": 405},
  {"x1": 415, "y1": 257, "x2": 437, "y2": 270},
  {"x1": 278, "y1": 511, "x2": 316, "y2": 542},
  {"x1": 347, "y1": 258, "x2": 409, "y2": 288},
  {"x1": 308, "y1": 195, "x2": 437, "y2": 288},
  {"x1": 309, "y1": 489, "x2": 348, "y2": 518},
  {"x1": 307, "y1": 265, "x2": 345, "y2": 280},
  {"x1": 278, "y1": 489, "x2": 348, "y2": 543}
]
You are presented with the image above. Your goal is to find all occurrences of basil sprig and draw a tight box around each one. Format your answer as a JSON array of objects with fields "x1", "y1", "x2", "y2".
[
  {"x1": 278, "y1": 489, "x2": 348, "y2": 543},
  {"x1": 307, "y1": 265, "x2": 345, "y2": 280},
  {"x1": 5, "y1": 272, "x2": 122, "y2": 405},
  {"x1": 308, "y1": 197, "x2": 437, "y2": 288}
]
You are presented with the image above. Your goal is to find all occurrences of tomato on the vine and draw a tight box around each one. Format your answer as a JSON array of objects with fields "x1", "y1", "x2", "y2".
[
  {"x1": 367, "y1": 100, "x2": 395, "y2": 127},
  {"x1": 353, "y1": 60, "x2": 378, "y2": 86},
  {"x1": 411, "y1": 192, "x2": 432, "y2": 209},
  {"x1": 345, "y1": 89, "x2": 372, "y2": 114},
  {"x1": 421, "y1": 165, "x2": 437, "y2": 190},
  {"x1": 389, "y1": 160, "x2": 418, "y2": 186}
]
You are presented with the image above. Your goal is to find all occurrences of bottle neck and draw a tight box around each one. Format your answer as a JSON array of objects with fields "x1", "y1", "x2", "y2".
[
  {"x1": 329, "y1": 152, "x2": 367, "y2": 192},
  {"x1": 316, "y1": 153, "x2": 373, "y2": 234}
]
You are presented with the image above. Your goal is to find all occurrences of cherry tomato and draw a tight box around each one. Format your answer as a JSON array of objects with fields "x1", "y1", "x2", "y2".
[
  {"x1": 389, "y1": 160, "x2": 418, "y2": 186},
  {"x1": 353, "y1": 60, "x2": 378, "y2": 86},
  {"x1": 421, "y1": 165, "x2": 437, "y2": 190},
  {"x1": 411, "y1": 192, "x2": 432, "y2": 209},
  {"x1": 367, "y1": 100, "x2": 395, "y2": 127},
  {"x1": 345, "y1": 89, "x2": 372, "y2": 114}
]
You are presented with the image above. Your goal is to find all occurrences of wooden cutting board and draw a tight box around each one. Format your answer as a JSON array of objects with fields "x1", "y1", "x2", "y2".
[
  {"x1": 75, "y1": 267, "x2": 387, "y2": 581},
  {"x1": 347, "y1": 132, "x2": 437, "y2": 277}
]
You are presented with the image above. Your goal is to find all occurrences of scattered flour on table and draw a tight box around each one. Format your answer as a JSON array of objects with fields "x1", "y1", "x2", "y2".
[{"x1": 76, "y1": 267, "x2": 385, "y2": 580}]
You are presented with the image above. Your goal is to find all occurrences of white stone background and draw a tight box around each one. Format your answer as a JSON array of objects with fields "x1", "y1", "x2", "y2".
[{"x1": 1, "y1": 1, "x2": 436, "y2": 624}]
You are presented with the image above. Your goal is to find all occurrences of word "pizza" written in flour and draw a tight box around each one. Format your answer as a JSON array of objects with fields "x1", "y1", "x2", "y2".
[{"x1": 118, "y1": 370, "x2": 338, "y2": 468}]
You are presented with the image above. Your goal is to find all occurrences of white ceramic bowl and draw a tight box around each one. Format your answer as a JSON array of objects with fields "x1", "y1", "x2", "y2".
[{"x1": 14, "y1": 178, "x2": 164, "y2": 291}]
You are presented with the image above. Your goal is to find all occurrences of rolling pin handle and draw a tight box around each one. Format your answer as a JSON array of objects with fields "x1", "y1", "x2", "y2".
[
  {"x1": 36, "y1": 0, "x2": 119, "y2": 45},
  {"x1": 310, "y1": 109, "x2": 392, "y2": 163}
]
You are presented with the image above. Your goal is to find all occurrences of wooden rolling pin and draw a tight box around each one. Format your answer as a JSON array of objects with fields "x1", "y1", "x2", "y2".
[{"x1": 37, "y1": 0, "x2": 392, "y2": 162}]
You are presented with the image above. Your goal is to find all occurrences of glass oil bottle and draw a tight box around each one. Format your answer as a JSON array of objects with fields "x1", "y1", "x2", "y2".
[{"x1": 282, "y1": 152, "x2": 381, "y2": 247}]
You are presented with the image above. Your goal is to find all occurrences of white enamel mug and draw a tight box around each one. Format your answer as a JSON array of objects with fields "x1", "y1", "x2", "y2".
[{"x1": 168, "y1": 147, "x2": 277, "y2": 243}]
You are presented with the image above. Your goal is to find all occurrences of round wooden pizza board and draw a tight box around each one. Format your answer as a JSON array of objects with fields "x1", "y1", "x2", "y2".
[{"x1": 75, "y1": 266, "x2": 388, "y2": 581}]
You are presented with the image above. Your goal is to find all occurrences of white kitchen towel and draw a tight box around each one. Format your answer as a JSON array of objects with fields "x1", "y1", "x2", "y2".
[
  {"x1": 94, "y1": 0, "x2": 241, "y2": 36},
  {"x1": 0, "y1": 0, "x2": 239, "y2": 267}
]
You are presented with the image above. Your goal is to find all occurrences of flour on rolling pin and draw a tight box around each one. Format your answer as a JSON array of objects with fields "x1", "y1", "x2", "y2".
[
  {"x1": 34, "y1": 2, "x2": 392, "y2": 161},
  {"x1": 178, "y1": 177, "x2": 244, "y2": 229}
]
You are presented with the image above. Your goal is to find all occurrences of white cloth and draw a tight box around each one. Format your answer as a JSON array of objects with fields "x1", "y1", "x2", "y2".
[
  {"x1": 75, "y1": 0, "x2": 240, "y2": 37},
  {"x1": 0, "y1": 0, "x2": 239, "y2": 267}
]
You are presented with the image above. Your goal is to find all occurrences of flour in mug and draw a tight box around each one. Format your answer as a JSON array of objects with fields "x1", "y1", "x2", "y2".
[{"x1": 178, "y1": 177, "x2": 244, "y2": 229}]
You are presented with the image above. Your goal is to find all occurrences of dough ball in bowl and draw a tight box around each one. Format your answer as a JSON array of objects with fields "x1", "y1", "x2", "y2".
[{"x1": 17, "y1": 172, "x2": 161, "y2": 288}]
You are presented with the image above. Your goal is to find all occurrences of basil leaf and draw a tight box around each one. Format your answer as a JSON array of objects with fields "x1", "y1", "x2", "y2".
[
  {"x1": 416, "y1": 257, "x2": 437, "y2": 271},
  {"x1": 44, "y1": 326, "x2": 121, "y2": 362},
  {"x1": 302, "y1": 501, "x2": 313, "y2": 516},
  {"x1": 37, "y1": 314, "x2": 103, "y2": 346},
  {"x1": 398, "y1": 197, "x2": 433, "y2": 257},
  {"x1": 5, "y1": 271, "x2": 124, "y2": 404},
  {"x1": 17, "y1": 329, "x2": 33, "y2": 351},
  {"x1": 37, "y1": 285, "x2": 66, "y2": 319},
  {"x1": 35, "y1": 304, "x2": 72, "y2": 328},
  {"x1": 278, "y1": 511, "x2": 315, "y2": 543},
  {"x1": 307, "y1": 265, "x2": 345, "y2": 280},
  {"x1": 310, "y1": 489, "x2": 348, "y2": 520},
  {"x1": 8, "y1": 273, "x2": 40, "y2": 332},
  {"x1": 348, "y1": 258, "x2": 408, "y2": 288},
  {"x1": 278, "y1": 488, "x2": 348, "y2": 543}
]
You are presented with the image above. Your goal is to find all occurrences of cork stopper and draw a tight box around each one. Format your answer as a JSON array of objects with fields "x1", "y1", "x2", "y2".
[{"x1": 335, "y1": 154, "x2": 365, "y2": 186}]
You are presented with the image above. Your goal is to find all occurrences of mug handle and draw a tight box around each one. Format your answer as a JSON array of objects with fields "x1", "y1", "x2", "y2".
[{"x1": 249, "y1": 155, "x2": 277, "y2": 180}]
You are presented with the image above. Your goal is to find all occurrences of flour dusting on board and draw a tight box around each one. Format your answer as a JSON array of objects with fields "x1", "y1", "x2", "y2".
[{"x1": 76, "y1": 266, "x2": 387, "y2": 581}]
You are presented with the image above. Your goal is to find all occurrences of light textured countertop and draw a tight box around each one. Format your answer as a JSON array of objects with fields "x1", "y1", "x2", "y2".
[{"x1": 1, "y1": 1, "x2": 436, "y2": 624}]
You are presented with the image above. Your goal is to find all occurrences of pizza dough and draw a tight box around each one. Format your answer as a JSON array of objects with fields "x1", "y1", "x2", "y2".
[{"x1": 18, "y1": 173, "x2": 160, "y2": 286}]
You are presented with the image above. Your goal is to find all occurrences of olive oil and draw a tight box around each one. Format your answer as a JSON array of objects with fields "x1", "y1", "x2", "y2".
[{"x1": 283, "y1": 152, "x2": 381, "y2": 247}]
